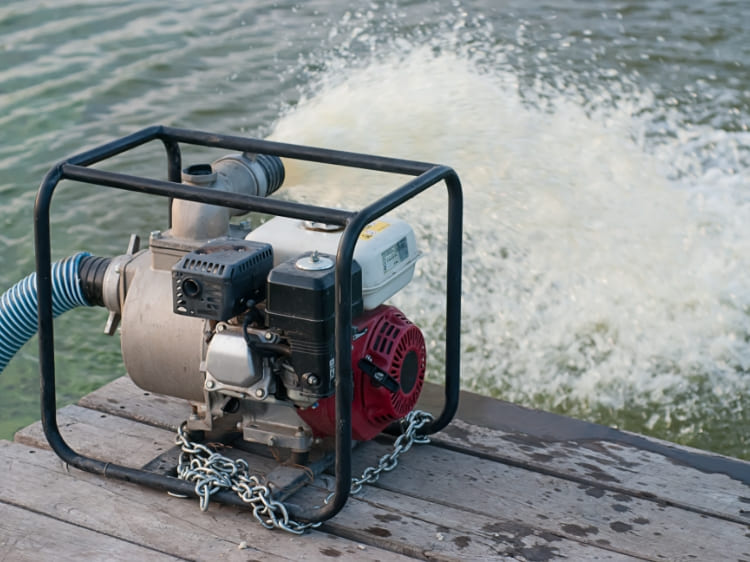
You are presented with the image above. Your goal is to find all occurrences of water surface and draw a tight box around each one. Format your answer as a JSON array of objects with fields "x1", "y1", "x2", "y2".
[{"x1": 1, "y1": 0, "x2": 748, "y2": 459}]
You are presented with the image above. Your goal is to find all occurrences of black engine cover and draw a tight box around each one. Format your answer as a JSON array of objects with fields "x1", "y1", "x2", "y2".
[{"x1": 266, "y1": 252, "x2": 362, "y2": 399}]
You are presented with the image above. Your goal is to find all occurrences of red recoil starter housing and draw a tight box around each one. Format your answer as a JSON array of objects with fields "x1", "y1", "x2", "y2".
[{"x1": 298, "y1": 305, "x2": 426, "y2": 441}]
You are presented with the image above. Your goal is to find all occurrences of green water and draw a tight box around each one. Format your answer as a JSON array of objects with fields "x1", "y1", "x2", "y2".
[{"x1": 1, "y1": 0, "x2": 749, "y2": 460}]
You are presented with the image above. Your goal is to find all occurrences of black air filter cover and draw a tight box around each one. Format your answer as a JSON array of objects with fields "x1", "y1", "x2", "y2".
[{"x1": 172, "y1": 239, "x2": 273, "y2": 320}]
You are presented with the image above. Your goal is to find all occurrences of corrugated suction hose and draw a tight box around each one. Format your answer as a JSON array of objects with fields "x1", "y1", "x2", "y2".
[{"x1": 0, "y1": 252, "x2": 109, "y2": 373}]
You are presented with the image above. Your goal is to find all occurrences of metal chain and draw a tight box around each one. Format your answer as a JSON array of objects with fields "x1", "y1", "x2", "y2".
[
  {"x1": 346, "y1": 409, "x2": 433, "y2": 497},
  {"x1": 174, "y1": 425, "x2": 318, "y2": 534},
  {"x1": 173, "y1": 409, "x2": 434, "y2": 534}
]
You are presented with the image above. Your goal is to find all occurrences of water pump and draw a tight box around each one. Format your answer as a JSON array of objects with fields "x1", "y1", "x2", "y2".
[
  {"x1": 26, "y1": 126, "x2": 462, "y2": 525},
  {"x1": 111, "y1": 157, "x2": 426, "y2": 452}
]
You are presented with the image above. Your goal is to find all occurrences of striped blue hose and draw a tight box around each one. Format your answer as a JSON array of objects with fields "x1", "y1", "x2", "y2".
[{"x1": 0, "y1": 252, "x2": 92, "y2": 373}]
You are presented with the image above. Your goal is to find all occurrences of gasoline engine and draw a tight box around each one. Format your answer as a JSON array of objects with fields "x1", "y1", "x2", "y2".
[
  {"x1": 12, "y1": 125, "x2": 462, "y2": 525},
  {"x1": 92, "y1": 152, "x2": 426, "y2": 454}
]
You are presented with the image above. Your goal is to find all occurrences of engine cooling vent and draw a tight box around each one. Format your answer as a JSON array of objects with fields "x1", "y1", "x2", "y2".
[
  {"x1": 296, "y1": 304, "x2": 427, "y2": 442},
  {"x1": 370, "y1": 309, "x2": 426, "y2": 422}
]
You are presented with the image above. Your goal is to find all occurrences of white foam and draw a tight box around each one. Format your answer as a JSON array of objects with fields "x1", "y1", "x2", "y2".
[{"x1": 267, "y1": 27, "x2": 750, "y2": 435}]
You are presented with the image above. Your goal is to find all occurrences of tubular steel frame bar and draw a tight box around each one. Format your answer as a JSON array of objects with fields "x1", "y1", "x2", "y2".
[{"x1": 34, "y1": 125, "x2": 463, "y2": 524}]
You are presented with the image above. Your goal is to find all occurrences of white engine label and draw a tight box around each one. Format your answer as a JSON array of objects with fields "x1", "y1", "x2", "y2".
[{"x1": 381, "y1": 237, "x2": 409, "y2": 273}]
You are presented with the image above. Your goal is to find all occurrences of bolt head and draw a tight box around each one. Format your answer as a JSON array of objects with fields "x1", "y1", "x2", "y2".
[{"x1": 205, "y1": 380, "x2": 215, "y2": 390}]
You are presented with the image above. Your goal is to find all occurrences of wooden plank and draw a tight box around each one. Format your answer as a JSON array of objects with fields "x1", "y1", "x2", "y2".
[
  {"x1": 78, "y1": 377, "x2": 189, "y2": 431},
  {"x1": 290, "y1": 476, "x2": 639, "y2": 561},
  {"x1": 0, "y1": 502, "x2": 184, "y2": 562},
  {"x1": 434, "y1": 418, "x2": 750, "y2": 524},
  {"x1": 14, "y1": 404, "x2": 177, "y2": 466},
  {"x1": 14, "y1": 403, "x2": 633, "y2": 560},
  {"x1": 73, "y1": 376, "x2": 750, "y2": 559},
  {"x1": 83, "y1": 377, "x2": 750, "y2": 525},
  {"x1": 349, "y1": 438, "x2": 750, "y2": 561},
  {"x1": 15, "y1": 404, "x2": 320, "y2": 495},
  {"x1": 0, "y1": 440, "x2": 412, "y2": 562}
]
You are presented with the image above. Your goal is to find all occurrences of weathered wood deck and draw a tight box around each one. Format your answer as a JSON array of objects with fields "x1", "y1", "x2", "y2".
[{"x1": 2, "y1": 376, "x2": 749, "y2": 561}]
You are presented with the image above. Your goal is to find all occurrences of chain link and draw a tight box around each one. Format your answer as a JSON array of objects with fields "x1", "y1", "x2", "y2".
[{"x1": 173, "y1": 409, "x2": 434, "y2": 534}]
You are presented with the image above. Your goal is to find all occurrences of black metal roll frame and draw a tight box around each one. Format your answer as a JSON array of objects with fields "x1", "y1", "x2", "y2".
[{"x1": 34, "y1": 125, "x2": 462, "y2": 524}]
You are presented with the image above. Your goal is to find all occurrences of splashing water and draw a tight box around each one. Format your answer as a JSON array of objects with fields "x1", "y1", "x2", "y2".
[{"x1": 269, "y1": 21, "x2": 750, "y2": 457}]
